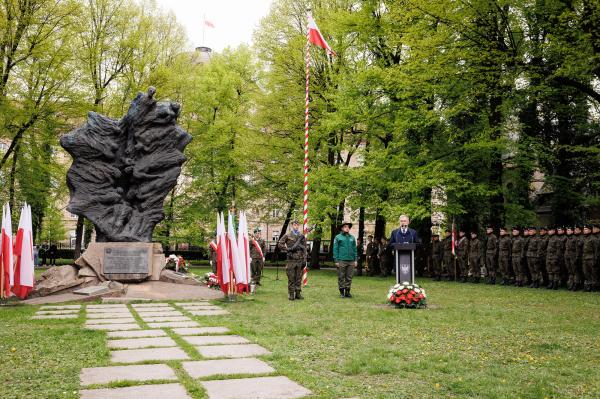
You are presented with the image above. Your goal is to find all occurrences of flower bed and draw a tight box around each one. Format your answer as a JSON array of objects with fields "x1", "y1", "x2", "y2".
[{"x1": 388, "y1": 281, "x2": 427, "y2": 309}]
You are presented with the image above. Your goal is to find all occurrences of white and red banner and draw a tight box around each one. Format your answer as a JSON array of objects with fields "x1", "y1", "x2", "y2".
[
  {"x1": 307, "y1": 14, "x2": 335, "y2": 56},
  {"x1": 13, "y1": 204, "x2": 34, "y2": 299},
  {"x1": 216, "y1": 212, "x2": 231, "y2": 295},
  {"x1": 215, "y1": 211, "x2": 254, "y2": 296},
  {"x1": 1, "y1": 203, "x2": 14, "y2": 299},
  {"x1": 236, "y1": 212, "x2": 250, "y2": 292}
]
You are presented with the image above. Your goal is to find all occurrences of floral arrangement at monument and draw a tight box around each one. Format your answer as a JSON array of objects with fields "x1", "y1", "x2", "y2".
[
  {"x1": 387, "y1": 282, "x2": 427, "y2": 308},
  {"x1": 204, "y1": 272, "x2": 220, "y2": 289}
]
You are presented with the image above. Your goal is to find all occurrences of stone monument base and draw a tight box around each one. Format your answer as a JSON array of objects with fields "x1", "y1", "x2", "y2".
[{"x1": 75, "y1": 242, "x2": 165, "y2": 283}]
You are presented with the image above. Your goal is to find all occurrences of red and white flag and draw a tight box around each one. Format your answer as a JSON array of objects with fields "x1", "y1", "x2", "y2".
[
  {"x1": 13, "y1": 204, "x2": 34, "y2": 299},
  {"x1": 307, "y1": 14, "x2": 335, "y2": 56},
  {"x1": 228, "y1": 212, "x2": 245, "y2": 292},
  {"x1": 1, "y1": 203, "x2": 14, "y2": 299},
  {"x1": 204, "y1": 19, "x2": 215, "y2": 28},
  {"x1": 451, "y1": 220, "x2": 456, "y2": 256},
  {"x1": 236, "y1": 212, "x2": 251, "y2": 293},
  {"x1": 216, "y1": 212, "x2": 231, "y2": 294}
]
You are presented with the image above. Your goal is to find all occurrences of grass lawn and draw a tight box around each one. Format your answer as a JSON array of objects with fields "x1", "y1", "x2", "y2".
[{"x1": 1, "y1": 268, "x2": 599, "y2": 398}]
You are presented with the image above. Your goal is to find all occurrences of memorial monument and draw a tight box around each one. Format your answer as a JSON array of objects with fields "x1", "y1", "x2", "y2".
[{"x1": 59, "y1": 87, "x2": 192, "y2": 283}]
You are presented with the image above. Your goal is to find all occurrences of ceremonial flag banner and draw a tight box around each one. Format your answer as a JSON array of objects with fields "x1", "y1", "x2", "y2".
[
  {"x1": 228, "y1": 212, "x2": 245, "y2": 293},
  {"x1": 451, "y1": 220, "x2": 456, "y2": 256},
  {"x1": 13, "y1": 204, "x2": 34, "y2": 299},
  {"x1": 307, "y1": 14, "x2": 335, "y2": 56},
  {"x1": 217, "y1": 212, "x2": 231, "y2": 294},
  {"x1": 204, "y1": 19, "x2": 215, "y2": 28},
  {"x1": 1, "y1": 203, "x2": 14, "y2": 299},
  {"x1": 236, "y1": 212, "x2": 250, "y2": 292}
]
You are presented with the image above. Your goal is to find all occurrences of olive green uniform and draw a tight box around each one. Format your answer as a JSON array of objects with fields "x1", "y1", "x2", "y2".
[
  {"x1": 564, "y1": 234, "x2": 579, "y2": 289},
  {"x1": 250, "y1": 238, "x2": 266, "y2": 284},
  {"x1": 498, "y1": 234, "x2": 512, "y2": 284},
  {"x1": 442, "y1": 236, "x2": 453, "y2": 279},
  {"x1": 456, "y1": 236, "x2": 469, "y2": 281},
  {"x1": 278, "y1": 231, "x2": 306, "y2": 299},
  {"x1": 537, "y1": 234, "x2": 549, "y2": 285},
  {"x1": 511, "y1": 235, "x2": 526, "y2": 286},
  {"x1": 485, "y1": 233, "x2": 498, "y2": 283},
  {"x1": 366, "y1": 240, "x2": 380, "y2": 276},
  {"x1": 582, "y1": 233, "x2": 598, "y2": 291},
  {"x1": 526, "y1": 233, "x2": 540, "y2": 287},
  {"x1": 430, "y1": 239, "x2": 443, "y2": 279},
  {"x1": 546, "y1": 234, "x2": 564, "y2": 287},
  {"x1": 468, "y1": 238, "x2": 483, "y2": 282}
]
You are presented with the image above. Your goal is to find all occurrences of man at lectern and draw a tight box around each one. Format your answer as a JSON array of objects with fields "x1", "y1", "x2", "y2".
[{"x1": 389, "y1": 215, "x2": 421, "y2": 245}]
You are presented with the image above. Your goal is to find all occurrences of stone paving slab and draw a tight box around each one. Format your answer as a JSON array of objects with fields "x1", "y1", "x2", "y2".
[
  {"x1": 196, "y1": 344, "x2": 271, "y2": 359},
  {"x1": 85, "y1": 323, "x2": 141, "y2": 331},
  {"x1": 80, "y1": 364, "x2": 177, "y2": 386},
  {"x1": 107, "y1": 330, "x2": 167, "y2": 339},
  {"x1": 182, "y1": 358, "x2": 275, "y2": 379},
  {"x1": 139, "y1": 316, "x2": 192, "y2": 323},
  {"x1": 189, "y1": 310, "x2": 229, "y2": 316},
  {"x1": 84, "y1": 318, "x2": 136, "y2": 325},
  {"x1": 182, "y1": 335, "x2": 249, "y2": 346},
  {"x1": 147, "y1": 321, "x2": 199, "y2": 328},
  {"x1": 172, "y1": 327, "x2": 230, "y2": 336},
  {"x1": 36, "y1": 309, "x2": 80, "y2": 315},
  {"x1": 40, "y1": 305, "x2": 81, "y2": 309},
  {"x1": 110, "y1": 347, "x2": 190, "y2": 363},
  {"x1": 87, "y1": 304, "x2": 128, "y2": 309},
  {"x1": 32, "y1": 314, "x2": 78, "y2": 320},
  {"x1": 132, "y1": 303, "x2": 171, "y2": 308},
  {"x1": 87, "y1": 312, "x2": 134, "y2": 319},
  {"x1": 175, "y1": 301, "x2": 209, "y2": 305},
  {"x1": 107, "y1": 336, "x2": 178, "y2": 349},
  {"x1": 180, "y1": 305, "x2": 218, "y2": 310},
  {"x1": 179, "y1": 304, "x2": 214, "y2": 308},
  {"x1": 132, "y1": 311, "x2": 183, "y2": 317},
  {"x1": 80, "y1": 383, "x2": 192, "y2": 399},
  {"x1": 133, "y1": 307, "x2": 176, "y2": 313},
  {"x1": 87, "y1": 308, "x2": 132, "y2": 314},
  {"x1": 200, "y1": 376, "x2": 311, "y2": 399}
]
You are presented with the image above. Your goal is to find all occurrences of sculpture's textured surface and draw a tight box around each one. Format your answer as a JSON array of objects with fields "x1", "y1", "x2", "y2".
[{"x1": 60, "y1": 88, "x2": 192, "y2": 242}]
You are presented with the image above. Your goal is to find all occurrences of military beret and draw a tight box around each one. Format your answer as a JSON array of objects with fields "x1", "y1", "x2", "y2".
[
  {"x1": 530, "y1": 226, "x2": 538, "y2": 230},
  {"x1": 539, "y1": 226, "x2": 547, "y2": 231},
  {"x1": 512, "y1": 226, "x2": 520, "y2": 231},
  {"x1": 471, "y1": 230, "x2": 478, "y2": 234},
  {"x1": 499, "y1": 227, "x2": 507, "y2": 231},
  {"x1": 254, "y1": 227, "x2": 262, "y2": 233}
]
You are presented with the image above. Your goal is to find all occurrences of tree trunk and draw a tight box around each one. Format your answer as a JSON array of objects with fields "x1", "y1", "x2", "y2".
[
  {"x1": 374, "y1": 211, "x2": 386, "y2": 241},
  {"x1": 357, "y1": 207, "x2": 365, "y2": 276},
  {"x1": 274, "y1": 200, "x2": 295, "y2": 261},
  {"x1": 74, "y1": 216, "x2": 85, "y2": 259},
  {"x1": 8, "y1": 141, "x2": 20, "y2": 212},
  {"x1": 310, "y1": 236, "x2": 321, "y2": 269}
]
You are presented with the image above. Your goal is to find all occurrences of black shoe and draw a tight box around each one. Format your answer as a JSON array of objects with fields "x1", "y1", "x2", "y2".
[
  {"x1": 547, "y1": 282, "x2": 554, "y2": 289},
  {"x1": 295, "y1": 292, "x2": 304, "y2": 300},
  {"x1": 553, "y1": 282, "x2": 559, "y2": 290},
  {"x1": 256, "y1": 282, "x2": 262, "y2": 286},
  {"x1": 345, "y1": 289, "x2": 352, "y2": 298},
  {"x1": 529, "y1": 282, "x2": 536, "y2": 288},
  {"x1": 339, "y1": 288, "x2": 345, "y2": 298},
  {"x1": 288, "y1": 294, "x2": 295, "y2": 301}
]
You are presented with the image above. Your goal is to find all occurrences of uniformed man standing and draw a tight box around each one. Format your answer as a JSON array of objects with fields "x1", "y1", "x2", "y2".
[
  {"x1": 485, "y1": 226, "x2": 498, "y2": 284},
  {"x1": 379, "y1": 237, "x2": 393, "y2": 277},
  {"x1": 498, "y1": 227, "x2": 512, "y2": 285},
  {"x1": 546, "y1": 227, "x2": 561, "y2": 290},
  {"x1": 468, "y1": 231, "x2": 483, "y2": 283},
  {"x1": 582, "y1": 225, "x2": 598, "y2": 292},
  {"x1": 573, "y1": 226, "x2": 584, "y2": 291},
  {"x1": 511, "y1": 227, "x2": 526, "y2": 287},
  {"x1": 430, "y1": 232, "x2": 443, "y2": 281},
  {"x1": 442, "y1": 231, "x2": 453, "y2": 281},
  {"x1": 333, "y1": 222, "x2": 357, "y2": 298},
  {"x1": 526, "y1": 227, "x2": 540, "y2": 288},
  {"x1": 366, "y1": 235, "x2": 379, "y2": 277},
  {"x1": 564, "y1": 227, "x2": 579, "y2": 291},
  {"x1": 456, "y1": 229, "x2": 469, "y2": 282},
  {"x1": 250, "y1": 228, "x2": 266, "y2": 286},
  {"x1": 556, "y1": 226, "x2": 568, "y2": 285},
  {"x1": 537, "y1": 227, "x2": 549, "y2": 286},
  {"x1": 278, "y1": 220, "x2": 307, "y2": 300},
  {"x1": 522, "y1": 228, "x2": 531, "y2": 284},
  {"x1": 593, "y1": 225, "x2": 600, "y2": 290}
]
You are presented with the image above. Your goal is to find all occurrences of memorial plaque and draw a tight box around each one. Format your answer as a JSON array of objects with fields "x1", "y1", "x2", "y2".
[{"x1": 104, "y1": 247, "x2": 150, "y2": 274}]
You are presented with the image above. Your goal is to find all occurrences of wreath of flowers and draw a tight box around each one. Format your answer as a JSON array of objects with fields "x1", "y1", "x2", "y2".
[
  {"x1": 204, "y1": 272, "x2": 220, "y2": 289},
  {"x1": 388, "y1": 281, "x2": 427, "y2": 308}
]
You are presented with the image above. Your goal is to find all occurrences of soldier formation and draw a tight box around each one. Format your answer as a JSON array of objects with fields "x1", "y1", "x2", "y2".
[{"x1": 427, "y1": 224, "x2": 600, "y2": 292}]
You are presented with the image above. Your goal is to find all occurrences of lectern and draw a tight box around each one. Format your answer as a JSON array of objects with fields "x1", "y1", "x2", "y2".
[{"x1": 393, "y1": 243, "x2": 417, "y2": 284}]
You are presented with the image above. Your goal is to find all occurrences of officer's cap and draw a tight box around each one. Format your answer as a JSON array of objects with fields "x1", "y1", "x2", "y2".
[
  {"x1": 512, "y1": 226, "x2": 520, "y2": 231},
  {"x1": 499, "y1": 227, "x2": 507, "y2": 232},
  {"x1": 254, "y1": 227, "x2": 262, "y2": 233}
]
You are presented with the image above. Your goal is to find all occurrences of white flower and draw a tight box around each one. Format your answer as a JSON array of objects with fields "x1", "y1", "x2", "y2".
[
  {"x1": 393, "y1": 284, "x2": 401, "y2": 289},
  {"x1": 401, "y1": 281, "x2": 410, "y2": 285},
  {"x1": 414, "y1": 288, "x2": 421, "y2": 294}
]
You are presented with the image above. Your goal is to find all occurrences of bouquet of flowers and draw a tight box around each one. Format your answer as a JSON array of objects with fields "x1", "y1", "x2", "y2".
[
  {"x1": 387, "y1": 281, "x2": 427, "y2": 309},
  {"x1": 204, "y1": 272, "x2": 220, "y2": 289}
]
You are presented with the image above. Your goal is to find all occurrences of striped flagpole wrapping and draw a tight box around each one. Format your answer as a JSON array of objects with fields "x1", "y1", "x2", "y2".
[{"x1": 303, "y1": 27, "x2": 310, "y2": 236}]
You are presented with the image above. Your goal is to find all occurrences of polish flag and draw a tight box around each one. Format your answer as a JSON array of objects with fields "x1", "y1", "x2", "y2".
[
  {"x1": 204, "y1": 19, "x2": 215, "y2": 28},
  {"x1": 308, "y1": 14, "x2": 335, "y2": 56},
  {"x1": 216, "y1": 212, "x2": 230, "y2": 294},
  {"x1": 228, "y1": 212, "x2": 244, "y2": 293},
  {"x1": 236, "y1": 212, "x2": 251, "y2": 292},
  {"x1": 1, "y1": 203, "x2": 14, "y2": 299},
  {"x1": 13, "y1": 204, "x2": 34, "y2": 299}
]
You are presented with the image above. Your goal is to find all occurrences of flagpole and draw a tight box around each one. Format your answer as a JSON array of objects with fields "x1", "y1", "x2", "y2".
[
  {"x1": 303, "y1": 13, "x2": 311, "y2": 282},
  {"x1": 202, "y1": 13, "x2": 206, "y2": 45}
]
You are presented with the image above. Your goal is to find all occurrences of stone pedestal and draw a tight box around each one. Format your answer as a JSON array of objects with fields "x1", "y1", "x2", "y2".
[{"x1": 76, "y1": 242, "x2": 165, "y2": 282}]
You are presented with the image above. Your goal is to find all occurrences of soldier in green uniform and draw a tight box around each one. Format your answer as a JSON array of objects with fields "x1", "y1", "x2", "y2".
[
  {"x1": 333, "y1": 222, "x2": 357, "y2": 298},
  {"x1": 442, "y1": 231, "x2": 453, "y2": 281},
  {"x1": 278, "y1": 220, "x2": 306, "y2": 300},
  {"x1": 379, "y1": 237, "x2": 393, "y2": 277},
  {"x1": 511, "y1": 227, "x2": 526, "y2": 287},
  {"x1": 468, "y1": 231, "x2": 483, "y2": 283},
  {"x1": 498, "y1": 227, "x2": 512, "y2": 285},
  {"x1": 546, "y1": 227, "x2": 561, "y2": 290},
  {"x1": 573, "y1": 226, "x2": 584, "y2": 291},
  {"x1": 250, "y1": 228, "x2": 266, "y2": 286},
  {"x1": 526, "y1": 227, "x2": 540, "y2": 288},
  {"x1": 430, "y1": 232, "x2": 443, "y2": 281},
  {"x1": 557, "y1": 226, "x2": 568, "y2": 285},
  {"x1": 537, "y1": 227, "x2": 549, "y2": 287},
  {"x1": 593, "y1": 225, "x2": 600, "y2": 290},
  {"x1": 456, "y1": 229, "x2": 469, "y2": 282},
  {"x1": 564, "y1": 227, "x2": 580, "y2": 291},
  {"x1": 366, "y1": 235, "x2": 379, "y2": 277},
  {"x1": 485, "y1": 226, "x2": 498, "y2": 284},
  {"x1": 522, "y1": 227, "x2": 531, "y2": 285},
  {"x1": 582, "y1": 225, "x2": 598, "y2": 292}
]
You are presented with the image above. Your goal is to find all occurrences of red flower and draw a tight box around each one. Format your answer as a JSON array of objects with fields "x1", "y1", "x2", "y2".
[
  {"x1": 399, "y1": 295, "x2": 406, "y2": 301},
  {"x1": 406, "y1": 299, "x2": 412, "y2": 304},
  {"x1": 419, "y1": 293, "x2": 425, "y2": 299},
  {"x1": 410, "y1": 290, "x2": 416, "y2": 295},
  {"x1": 395, "y1": 297, "x2": 401, "y2": 303},
  {"x1": 407, "y1": 294, "x2": 413, "y2": 299},
  {"x1": 389, "y1": 295, "x2": 395, "y2": 302},
  {"x1": 402, "y1": 289, "x2": 408, "y2": 294},
  {"x1": 413, "y1": 297, "x2": 420, "y2": 302}
]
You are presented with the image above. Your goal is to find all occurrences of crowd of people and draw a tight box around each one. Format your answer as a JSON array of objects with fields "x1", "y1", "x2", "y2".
[{"x1": 424, "y1": 225, "x2": 600, "y2": 292}]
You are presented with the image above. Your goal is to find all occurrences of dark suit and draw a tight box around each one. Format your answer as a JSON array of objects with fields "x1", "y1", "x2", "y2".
[{"x1": 389, "y1": 227, "x2": 420, "y2": 245}]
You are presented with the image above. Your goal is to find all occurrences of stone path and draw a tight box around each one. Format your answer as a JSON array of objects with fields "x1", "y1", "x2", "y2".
[{"x1": 59, "y1": 300, "x2": 313, "y2": 398}]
